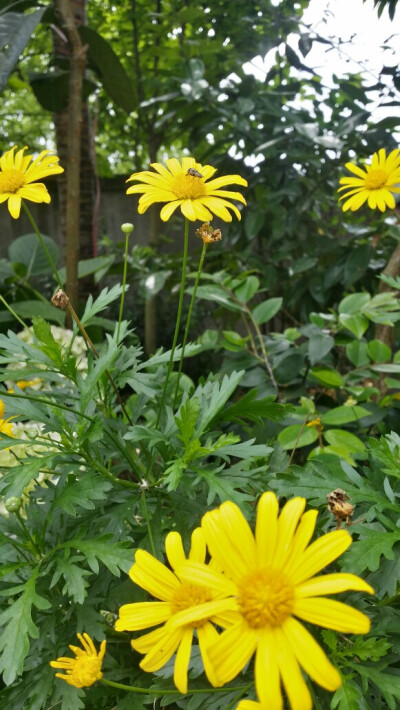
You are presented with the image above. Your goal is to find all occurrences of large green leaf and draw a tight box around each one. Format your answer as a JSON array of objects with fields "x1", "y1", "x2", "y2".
[
  {"x1": 8, "y1": 233, "x2": 59, "y2": 277},
  {"x1": 0, "y1": 8, "x2": 45, "y2": 91},
  {"x1": 78, "y1": 25, "x2": 136, "y2": 113}
]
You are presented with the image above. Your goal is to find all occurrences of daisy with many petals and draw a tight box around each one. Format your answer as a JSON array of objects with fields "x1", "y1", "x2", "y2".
[
  {"x1": 115, "y1": 527, "x2": 236, "y2": 693},
  {"x1": 126, "y1": 157, "x2": 247, "y2": 222},
  {"x1": 338, "y1": 148, "x2": 400, "y2": 212},
  {"x1": 174, "y1": 492, "x2": 373, "y2": 710},
  {"x1": 50, "y1": 633, "x2": 106, "y2": 688},
  {"x1": 0, "y1": 146, "x2": 64, "y2": 219}
]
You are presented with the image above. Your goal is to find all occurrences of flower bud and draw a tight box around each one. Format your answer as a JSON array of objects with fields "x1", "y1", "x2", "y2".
[
  {"x1": 121, "y1": 223, "x2": 134, "y2": 235},
  {"x1": 4, "y1": 496, "x2": 22, "y2": 513}
]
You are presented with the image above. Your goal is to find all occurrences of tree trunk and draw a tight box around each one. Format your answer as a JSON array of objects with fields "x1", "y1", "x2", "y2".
[{"x1": 53, "y1": 0, "x2": 97, "y2": 312}]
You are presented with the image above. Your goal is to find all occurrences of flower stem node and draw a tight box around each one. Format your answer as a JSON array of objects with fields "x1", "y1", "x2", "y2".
[
  {"x1": 4, "y1": 496, "x2": 22, "y2": 513},
  {"x1": 121, "y1": 222, "x2": 134, "y2": 235},
  {"x1": 51, "y1": 290, "x2": 70, "y2": 310}
]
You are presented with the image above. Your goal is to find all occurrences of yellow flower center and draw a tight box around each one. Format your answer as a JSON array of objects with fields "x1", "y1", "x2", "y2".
[
  {"x1": 69, "y1": 656, "x2": 103, "y2": 687},
  {"x1": 237, "y1": 568, "x2": 294, "y2": 629},
  {"x1": 171, "y1": 583, "x2": 213, "y2": 627},
  {"x1": 0, "y1": 169, "x2": 26, "y2": 194},
  {"x1": 364, "y1": 169, "x2": 387, "y2": 190},
  {"x1": 172, "y1": 174, "x2": 206, "y2": 200}
]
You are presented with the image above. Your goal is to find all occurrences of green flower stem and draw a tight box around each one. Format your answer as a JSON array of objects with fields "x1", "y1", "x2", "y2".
[
  {"x1": 15, "y1": 510, "x2": 40, "y2": 555},
  {"x1": 0, "y1": 295, "x2": 27, "y2": 329},
  {"x1": 155, "y1": 218, "x2": 189, "y2": 427},
  {"x1": 100, "y1": 678, "x2": 252, "y2": 696},
  {"x1": 117, "y1": 224, "x2": 133, "y2": 343},
  {"x1": 141, "y1": 488, "x2": 156, "y2": 556},
  {"x1": 22, "y1": 201, "x2": 63, "y2": 289},
  {"x1": 173, "y1": 241, "x2": 208, "y2": 408}
]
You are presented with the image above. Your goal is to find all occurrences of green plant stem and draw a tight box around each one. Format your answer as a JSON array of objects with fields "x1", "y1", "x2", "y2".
[
  {"x1": 117, "y1": 226, "x2": 133, "y2": 343},
  {"x1": 141, "y1": 488, "x2": 156, "y2": 556},
  {"x1": 0, "y1": 295, "x2": 27, "y2": 329},
  {"x1": 22, "y1": 201, "x2": 63, "y2": 289},
  {"x1": 15, "y1": 510, "x2": 40, "y2": 555},
  {"x1": 100, "y1": 678, "x2": 251, "y2": 695},
  {"x1": 155, "y1": 218, "x2": 189, "y2": 426},
  {"x1": 173, "y1": 242, "x2": 208, "y2": 408}
]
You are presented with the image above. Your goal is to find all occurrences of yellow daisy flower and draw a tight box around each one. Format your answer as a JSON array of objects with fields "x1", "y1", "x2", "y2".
[
  {"x1": 50, "y1": 633, "x2": 106, "y2": 688},
  {"x1": 174, "y1": 492, "x2": 374, "y2": 710},
  {"x1": 338, "y1": 148, "x2": 400, "y2": 212},
  {"x1": 126, "y1": 156, "x2": 247, "y2": 222},
  {"x1": 115, "y1": 527, "x2": 237, "y2": 694},
  {"x1": 0, "y1": 146, "x2": 64, "y2": 219}
]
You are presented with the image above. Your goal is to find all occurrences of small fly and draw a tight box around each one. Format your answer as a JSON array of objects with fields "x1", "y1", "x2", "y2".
[{"x1": 186, "y1": 168, "x2": 203, "y2": 178}]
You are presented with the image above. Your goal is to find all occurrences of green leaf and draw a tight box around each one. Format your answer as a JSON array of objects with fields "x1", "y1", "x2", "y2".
[
  {"x1": 307, "y1": 331, "x2": 335, "y2": 365},
  {"x1": 234, "y1": 275, "x2": 260, "y2": 303},
  {"x1": 220, "y1": 390, "x2": 289, "y2": 424},
  {"x1": 331, "y1": 678, "x2": 363, "y2": 710},
  {"x1": 193, "y1": 284, "x2": 242, "y2": 311},
  {"x1": 341, "y1": 529, "x2": 400, "y2": 574},
  {"x1": 52, "y1": 475, "x2": 112, "y2": 516},
  {"x1": 66, "y1": 535, "x2": 132, "y2": 576},
  {"x1": 0, "y1": 299, "x2": 65, "y2": 325},
  {"x1": 175, "y1": 397, "x2": 200, "y2": 447},
  {"x1": 195, "y1": 371, "x2": 244, "y2": 434},
  {"x1": 339, "y1": 292, "x2": 371, "y2": 314},
  {"x1": 321, "y1": 405, "x2": 370, "y2": 425},
  {"x1": 0, "y1": 9, "x2": 45, "y2": 91},
  {"x1": 80, "y1": 284, "x2": 125, "y2": 327},
  {"x1": 0, "y1": 569, "x2": 50, "y2": 685},
  {"x1": 8, "y1": 233, "x2": 59, "y2": 277},
  {"x1": 50, "y1": 555, "x2": 91, "y2": 604},
  {"x1": 252, "y1": 297, "x2": 283, "y2": 325},
  {"x1": 310, "y1": 367, "x2": 344, "y2": 387},
  {"x1": 0, "y1": 454, "x2": 56, "y2": 498},
  {"x1": 278, "y1": 423, "x2": 319, "y2": 450},
  {"x1": 57, "y1": 256, "x2": 114, "y2": 285},
  {"x1": 339, "y1": 313, "x2": 369, "y2": 339},
  {"x1": 324, "y1": 429, "x2": 366, "y2": 454},
  {"x1": 367, "y1": 339, "x2": 391, "y2": 363},
  {"x1": 78, "y1": 26, "x2": 136, "y2": 113},
  {"x1": 346, "y1": 340, "x2": 370, "y2": 366}
]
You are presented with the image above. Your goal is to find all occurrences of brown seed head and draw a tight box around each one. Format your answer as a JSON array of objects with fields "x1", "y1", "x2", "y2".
[{"x1": 51, "y1": 290, "x2": 70, "y2": 310}]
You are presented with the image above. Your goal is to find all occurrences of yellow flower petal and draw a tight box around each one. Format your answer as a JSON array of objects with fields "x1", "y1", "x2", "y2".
[
  {"x1": 271, "y1": 497, "x2": 306, "y2": 568},
  {"x1": 140, "y1": 627, "x2": 183, "y2": 672},
  {"x1": 285, "y1": 510, "x2": 318, "y2": 573},
  {"x1": 115, "y1": 601, "x2": 171, "y2": 631},
  {"x1": 339, "y1": 149, "x2": 400, "y2": 212},
  {"x1": 283, "y1": 616, "x2": 341, "y2": 691},
  {"x1": 174, "y1": 627, "x2": 193, "y2": 694},
  {"x1": 0, "y1": 146, "x2": 63, "y2": 219},
  {"x1": 255, "y1": 629, "x2": 283, "y2": 709},
  {"x1": 202, "y1": 501, "x2": 257, "y2": 580},
  {"x1": 188, "y1": 527, "x2": 206, "y2": 563},
  {"x1": 255, "y1": 491, "x2": 279, "y2": 567},
  {"x1": 129, "y1": 549, "x2": 180, "y2": 600},
  {"x1": 130, "y1": 626, "x2": 167, "y2": 653},
  {"x1": 165, "y1": 531, "x2": 186, "y2": 569},
  {"x1": 208, "y1": 621, "x2": 258, "y2": 685},
  {"x1": 8, "y1": 194, "x2": 22, "y2": 219},
  {"x1": 274, "y1": 627, "x2": 312, "y2": 710},
  {"x1": 296, "y1": 573, "x2": 374, "y2": 598},
  {"x1": 293, "y1": 597, "x2": 371, "y2": 633},
  {"x1": 166, "y1": 597, "x2": 238, "y2": 630},
  {"x1": 289, "y1": 530, "x2": 352, "y2": 585},
  {"x1": 197, "y1": 622, "x2": 220, "y2": 687}
]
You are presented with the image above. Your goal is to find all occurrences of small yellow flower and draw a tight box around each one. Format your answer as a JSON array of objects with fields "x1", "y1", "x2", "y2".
[
  {"x1": 126, "y1": 156, "x2": 247, "y2": 222},
  {"x1": 8, "y1": 378, "x2": 42, "y2": 394},
  {"x1": 175, "y1": 492, "x2": 373, "y2": 710},
  {"x1": 338, "y1": 148, "x2": 400, "y2": 212},
  {"x1": 0, "y1": 146, "x2": 64, "y2": 219},
  {"x1": 0, "y1": 418, "x2": 15, "y2": 439},
  {"x1": 306, "y1": 417, "x2": 323, "y2": 430},
  {"x1": 115, "y1": 528, "x2": 235, "y2": 694},
  {"x1": 50, "y1": 633, "x2": 106, "y2": 688}
]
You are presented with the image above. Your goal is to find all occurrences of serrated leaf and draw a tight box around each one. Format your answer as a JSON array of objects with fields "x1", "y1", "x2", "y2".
[
  {"x1": 52, "y1": 475, "x2": 112, "y2": 516},
  {"x1": 331, "y1": 678, "x2": 363, "y2": 710},
  {"x1": 66, "y1": 535, "x2": 132, "y2": 576},
  {"x1": 50, "y1": 556, "x2": 91, "y2": 604},
  {"x1": 341, "y1": 530, "x2": 400, "y2": 573},
  {"x1": 194, "y1": 371, "x2": 244, "y2": 434},
  {"x1": 0, "y1": 569, "x2": 50, "y2": 685},
  {"x1": 80, "y1": 284, "x2": 125, "y2": 327},
  {"x1": 220, "y1": 390, "x2": 289, "y2": 424},
  {"x1": 175, "y1": 397, "x2": 200, "y2": 447}
]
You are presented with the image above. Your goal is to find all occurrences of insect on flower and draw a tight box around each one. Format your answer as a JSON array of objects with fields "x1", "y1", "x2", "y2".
[{"x1": 186, "y1": 167, "x2": 203, "y2": 178}]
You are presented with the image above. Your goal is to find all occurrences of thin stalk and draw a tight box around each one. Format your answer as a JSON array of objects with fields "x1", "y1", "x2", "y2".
[
  {"x1": 141, "y1": 488, "x2": 156, "y2": 556},
  {"x1": 117, "y1": 224, "x2": 133, "y2": 343},
  {"x1": 64, "y1": 297, "x2": 133, "y2": 427},
  {"x1": 22, "y1": 202, "x2": 63, "y2": 289},
  {"x1": 155, "y1": 218, "x2": 189, "y2": 426},
  {"x1": 15, "y1": 510, "x2": 40, "y2": 555},
  {"x1": 0, "y1": 295, "x2": 27, "y2": 328},
  {"x1": 100, "y1": 678, "x2": 251, "y2": 695},
  {"x1": 173, "y1": 242, "x2": 208, "y2": 408}
]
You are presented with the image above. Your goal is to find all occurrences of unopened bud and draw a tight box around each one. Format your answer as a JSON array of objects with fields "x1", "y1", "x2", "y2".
[
  {"x1": 4, "y1": 496, "x2": 22, "y2": 513},
  {"x1": 121, "y1": 223, "x2": 134, "y2": 235}
]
